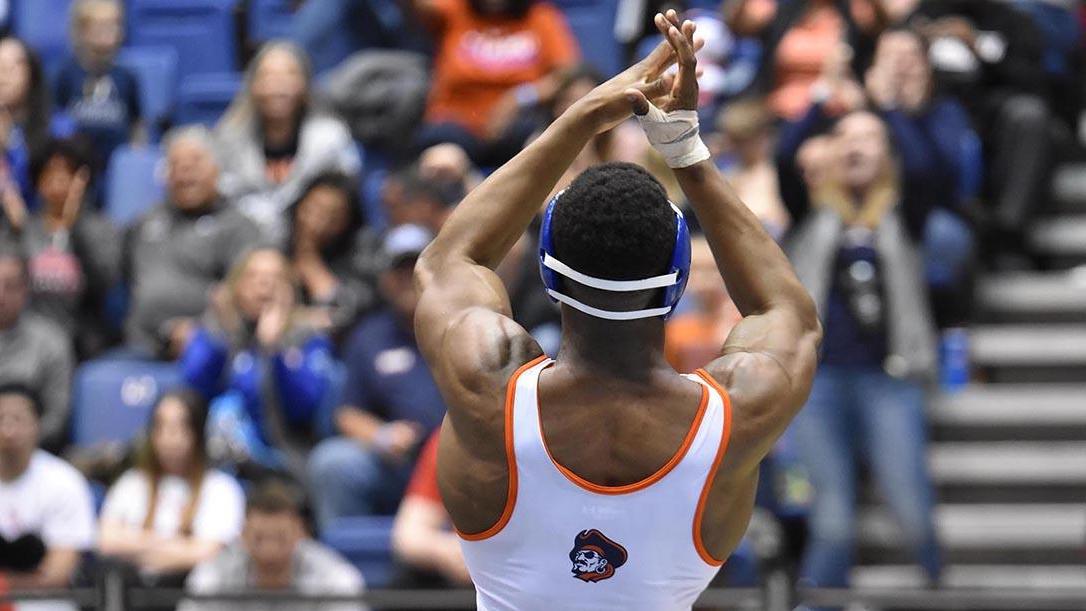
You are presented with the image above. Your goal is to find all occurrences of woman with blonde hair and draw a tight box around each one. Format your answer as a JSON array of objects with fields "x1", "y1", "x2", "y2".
[
  {"x1": 180, "y1": 247, "x2": 336, "y2": 479},
  {"x1": 214, "y1": 41, "x2": 360, "y2": 241},
  {"x1": 777, "y1": 106, "x2": 943, "y2": 593},
  {"x1": 98, "y1": 389, "x2": 245, "y2": 579}
]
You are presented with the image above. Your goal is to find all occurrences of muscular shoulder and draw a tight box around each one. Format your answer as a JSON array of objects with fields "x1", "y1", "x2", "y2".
[
  {"x1": 441, "y1": 307, "x2": 543, "y2": 401},
  {"x1": 700, "y1": 350, "x2": 805, "y2": 473}
]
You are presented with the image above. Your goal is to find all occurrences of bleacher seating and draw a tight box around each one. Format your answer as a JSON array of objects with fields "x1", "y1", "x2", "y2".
[
  {"x1": 320, "y1": 516, "x2": 397, "y2": 589},
  {"x1": 12, "y1": 0, "x2": 74, "y2": 75},
  {"x1": 556, "y1": 0, "x2": 623, "y2": 77},
  {"x1": 71, "y1": 357, "x2": 183, "y2": 447},
  {"x1": 175, "y1": 71, "x2": 242, "y2": 126},
  {"x1": 248, "y1": 0, "x2": 295, "y2": 44},
  {"x1": 115, "y1": 45, "x2": 179, "y2": 137},
  {"x1": 126, "y1": 0, "x2": 238, "y2": 80},
  {"x1": 105, "y1": 144, "x2": 164, "y2": 226}
]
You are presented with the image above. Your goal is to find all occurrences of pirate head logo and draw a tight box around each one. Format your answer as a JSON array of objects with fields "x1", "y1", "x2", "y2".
[{"x1": 569, "y1": 529, "x2": 628, "y2": 583}]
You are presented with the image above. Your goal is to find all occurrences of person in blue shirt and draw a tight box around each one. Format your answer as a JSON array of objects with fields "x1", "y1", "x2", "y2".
[
  {"x1": 0, "y1": 37, "x2": 75, "y2": 206},
  {"x1": 180, "y1": 247, "x2": 335, "y2": 482},
  {"x1": 54, "y1": 0, "x2": 143, "y2": 169},
  {"x1": 308, "y1": 224, "x2": 445, "y2": 528}
]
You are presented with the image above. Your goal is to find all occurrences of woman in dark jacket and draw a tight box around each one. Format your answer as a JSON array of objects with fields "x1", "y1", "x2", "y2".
[{"x1": 286, "y1": 172, "x2": 380, "y2": 340}]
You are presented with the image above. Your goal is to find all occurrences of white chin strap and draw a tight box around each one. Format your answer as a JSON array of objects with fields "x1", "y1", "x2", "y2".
[{"x1": 541, "y1": 253, "x2": 676, "y2": 321}]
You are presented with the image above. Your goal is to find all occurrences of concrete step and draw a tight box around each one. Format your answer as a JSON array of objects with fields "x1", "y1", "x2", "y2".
[
  {"x1": 978, "y1": 271, "x2": 1086, "y2": 321},
  {"x1": 970, "y1": 324, "x2": 1086, "y2": 366},
  {"x1": 853, "y1": 564, "x2": 1086, "y2": 589},
  {"x1": 1028, "y1": 215, "x2": 1086, "y2": 257},
  {"x1": 929, "y1": 442, "x2": 1086, "y2": 485},
  {"x1": 931, "y1": 385, "x2": 1086, "y2": 427},
  {"x1": 859, "y1": 504, "x2": 1086, "y2": 549}
]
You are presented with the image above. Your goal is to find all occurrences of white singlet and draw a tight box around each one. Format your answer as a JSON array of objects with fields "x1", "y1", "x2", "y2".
[{"x1": 459, "y1": 355, "x2": 734, "y2": 611}]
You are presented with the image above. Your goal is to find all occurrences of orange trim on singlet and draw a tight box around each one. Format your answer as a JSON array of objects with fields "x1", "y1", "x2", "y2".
[
  {"x1": 537, "y1": 377, "x2": 711, "y2": 495},
  {"x1": 692, "y1": 369, "x2": 734, "y2": 566},
  {"x1": 456, "y1": 355, "x2": 549, "y2": 541}
]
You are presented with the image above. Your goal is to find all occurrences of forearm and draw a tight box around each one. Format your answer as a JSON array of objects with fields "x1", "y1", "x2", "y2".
[
  {"x1": 98, "y1": 523, "x2": 156, "y2": 559},
  {"x1": 673, "y1": 161, "x2": 815, "y2": 320},
  {"x1": 420, "y1": 104, "x2": 599, "y2": 273},
  {"x1": 335, "y1": 407, "x2": 385, "y2": 444},
  {"x1": 144, "y1": 538, "x2": 221, "y2": 573}
]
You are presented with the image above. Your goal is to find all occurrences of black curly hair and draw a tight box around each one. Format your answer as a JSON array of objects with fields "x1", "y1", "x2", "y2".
[{"x1": 551, "y1": 162, "x2": 677, "y2": 284}]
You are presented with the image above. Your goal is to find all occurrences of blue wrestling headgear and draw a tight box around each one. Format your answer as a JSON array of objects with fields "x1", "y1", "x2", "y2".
[{"x1": 539, "y1": 190, "x2": 691, "y2": 321}]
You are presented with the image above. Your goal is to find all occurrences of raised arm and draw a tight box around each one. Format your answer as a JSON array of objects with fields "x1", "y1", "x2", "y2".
[
  {"x1": 632, "y1": 13, "x2": 821, "y2": 476},
  {"x1": 414, "y1": 36, "x2": 686, "y2": 395}
]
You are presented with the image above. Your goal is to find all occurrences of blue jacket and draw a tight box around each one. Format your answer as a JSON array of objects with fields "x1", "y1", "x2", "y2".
[{"x1": 181, "y1": 324, "x2": 334, "y2": 444}]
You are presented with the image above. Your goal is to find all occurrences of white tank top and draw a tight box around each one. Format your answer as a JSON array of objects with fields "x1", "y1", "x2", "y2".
[{"x1": 459, "y1": 356, "x2": 734, "y2": 611}]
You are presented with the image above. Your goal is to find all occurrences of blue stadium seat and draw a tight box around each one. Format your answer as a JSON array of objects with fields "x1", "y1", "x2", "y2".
[
  {"x1": 12, "y1": 0, "x2": 74, "y2": 75},
  {"x1": 321, "y1": 516, "x2": 397, "y2": 588},
  {"x1": 561, "y1": 0, "x2": 623, "y2": 77},
  {"x1": 126, "y1": 0, "x2": 238, "y2": 80},
  {"x1": 105, "y1": 145, "x2": 164, "y2": 226},
  {"x1": 248, "y1": 0, "x2": 295, "y2": 43},
  {"x1": 175, "y1": 72, "x2": 242, "y2": 126},
  {"x1": 71, "y1": 358, "x2": 183, "y2": 447},
  {"x1": 115, "y1": 46, "x2": 179, "y2": 134}
]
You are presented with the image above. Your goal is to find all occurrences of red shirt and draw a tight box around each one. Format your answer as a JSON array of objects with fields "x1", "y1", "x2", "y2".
[{"x1": 405, "y1": 432, "x2": 442, "y2": 505}]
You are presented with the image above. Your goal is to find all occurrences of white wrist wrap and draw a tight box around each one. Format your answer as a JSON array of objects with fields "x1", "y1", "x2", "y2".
[{"x1": 636, "y1": 104, "x2": 711, "y2": 168}]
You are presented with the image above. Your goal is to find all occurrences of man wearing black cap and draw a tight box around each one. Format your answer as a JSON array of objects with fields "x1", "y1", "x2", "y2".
[{"x1": 308, "y1": 225, "x2": 448, "y2": 528}]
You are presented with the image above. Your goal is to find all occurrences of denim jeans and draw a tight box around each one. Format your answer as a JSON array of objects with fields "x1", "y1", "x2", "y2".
[
  {"x1": 307, "y1": 436, "x2": 414, "y2": 528},
  {"x1": 791, "y1": 366, "x2": 941, "y2": 589}
]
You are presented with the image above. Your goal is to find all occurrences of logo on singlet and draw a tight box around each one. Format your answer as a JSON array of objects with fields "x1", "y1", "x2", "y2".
[{"x1": 569, "y1": 529, "x2": 628, "y2": 583}]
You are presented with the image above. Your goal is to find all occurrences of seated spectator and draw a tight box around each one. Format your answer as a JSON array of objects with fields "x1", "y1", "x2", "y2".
[
  {"x1": 382, "y1": 168, "x2": 459, "y2": 235},
  {"x1": 180, "y1": 480, "x2": 364, "y2": 611},
  {"x1": 0, "y1": 384, "x2": 95, "y2": 609},
  {"x1": 716, "y1": 98, "x2": 791, "y2": 238},
  {"x1": 726, "y1": 0, "x2": 888, "y2": 119},
  {"x1": 215, "y1": 41, "x2": 361, "y2": 242},
  {"x1": 181, "y1": 248, "x2": 334, "y2": 480},
  {"x1": 779, "y1": 110, "x2": 941, "y2": 590},
  {"x1": 665, "y1": 236, "x2": 741, "y2": 373},
  {"x1": 414, "y1": 0, "x2": 580, "y2": 165},
  {"x1": 0, "y1": 247, "x2": 73, "y2": 453},
  {"x1": 0, "y1": 37, "x2": 74, "y2": 203},
  {"x1": 906, "y1": 0, "x2": 1052, "y2": 261},
  {"x1": 390, "y1": 433, "x2": 471, "y2": 588},
  {"x1": 54, "y1": 0, "x2": 144, "y2": 167},
  {"x1": 308, "y1": 225, "x2": 443, "y2": 526},
  {"x1": 286, "y1": 172, "x2": 380, "y2": 339},
  {"x1": 124, "y1": 126, "x2": 260, "y2": 359},
  {"x1": 98, "y1": 389, "x2": 245, "y2": 582},
  {"x1": 290, "y1": 0, "x2": 430, "y2": 74},
  {"x1": 529, "y1": 65, "x2": 646, "y2": 195},
  {"x1": 14, "y1": 137, "x2": 118, "y2": 358}
]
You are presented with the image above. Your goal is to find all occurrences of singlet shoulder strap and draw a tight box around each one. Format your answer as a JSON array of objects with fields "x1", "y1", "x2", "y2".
[
  {"x1": 456, "y1": 354, "x2": 550, "y2": 541},
  {"x1": 689, "y1": 368, "x2": 735, "y2": 566}
]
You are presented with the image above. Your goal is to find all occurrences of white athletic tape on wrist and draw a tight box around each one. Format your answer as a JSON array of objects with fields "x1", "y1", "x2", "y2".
[{"x1": 636, "y1": 104, "x2": 710, "y2": 168}]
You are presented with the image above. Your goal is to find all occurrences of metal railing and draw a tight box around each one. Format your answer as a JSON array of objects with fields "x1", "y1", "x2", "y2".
[{"x1": 5, "y1": 583, "x2": 1086, "y2": 610}]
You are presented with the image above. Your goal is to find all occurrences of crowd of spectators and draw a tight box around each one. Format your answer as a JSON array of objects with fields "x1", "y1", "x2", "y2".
[{"x1": 0, "y1": 0, "x2": 1082, "y2": 604}]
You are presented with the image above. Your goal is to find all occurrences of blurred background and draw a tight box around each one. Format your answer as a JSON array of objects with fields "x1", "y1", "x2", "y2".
[{"x1": 0, "y1": 0, "x2": 1083, "y2": 609}]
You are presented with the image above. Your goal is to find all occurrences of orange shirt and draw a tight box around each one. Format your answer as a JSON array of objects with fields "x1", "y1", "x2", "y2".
[
  {"x1": 405, "y1": 432, "x2": 442, "y2": 505},
  {"x1": 665, "y1": 311, "x2": 740, "y2": 374},
  {"x1": 426, "y1": 0, "x2": 579, "y2": 135},
  {"x1": 767, "y1": 0, "x2": 876, "y2": 120}
]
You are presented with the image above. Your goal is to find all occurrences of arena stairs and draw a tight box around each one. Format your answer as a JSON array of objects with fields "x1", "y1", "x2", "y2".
[{"x1": 850, "y1": 161, "x2": 1086, "y2": 595}]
